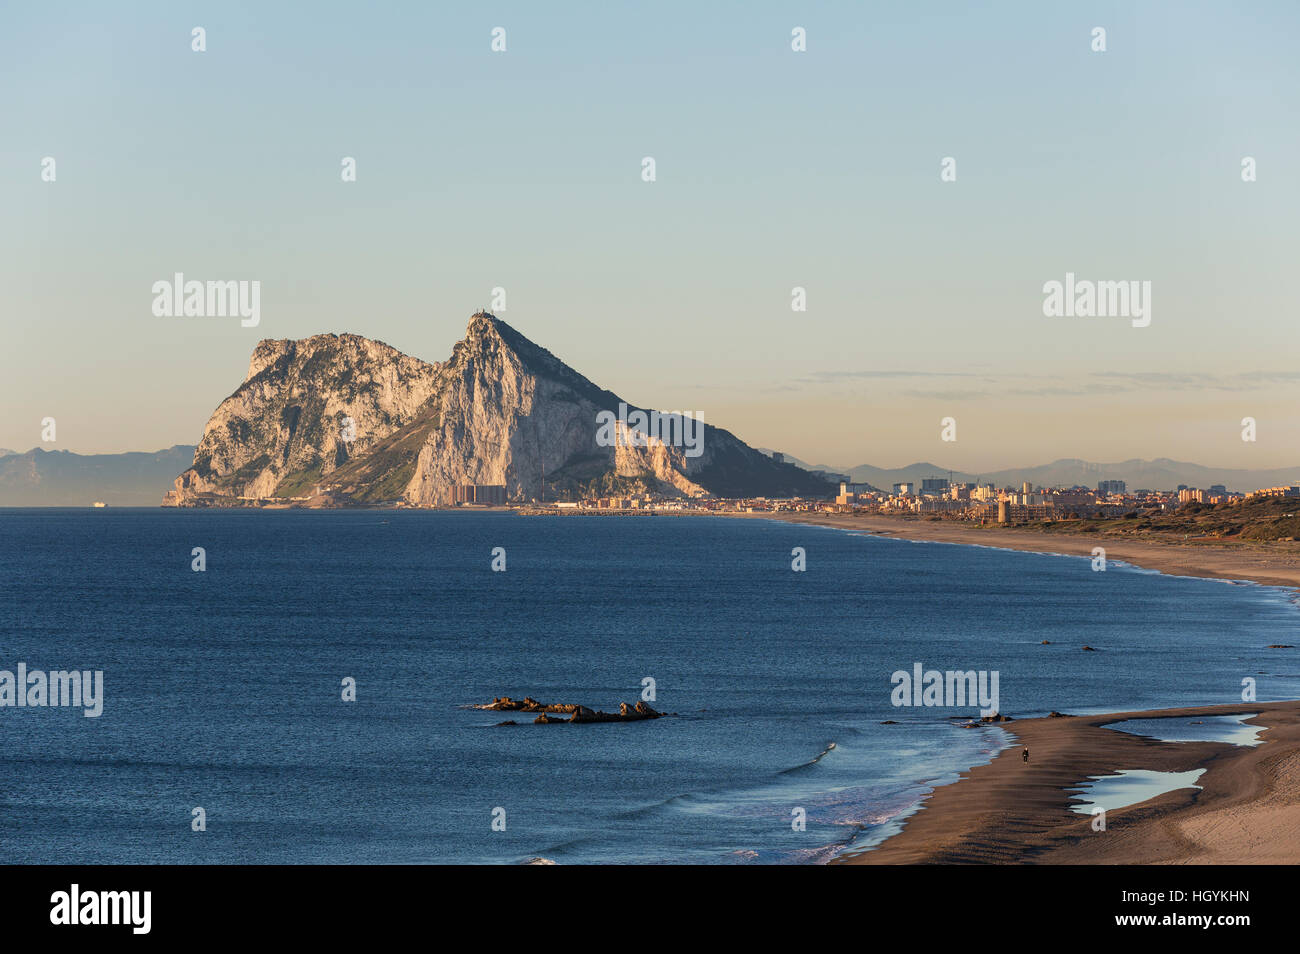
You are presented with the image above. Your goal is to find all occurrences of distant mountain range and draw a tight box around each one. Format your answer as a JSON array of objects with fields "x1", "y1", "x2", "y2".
[
  {"x1": 0, "y1": 446, "x2": 197, "y2": 506},
  {"x1": 5, "y1": 344, "x2": 1296, "y2": 507},
  {"x1": 760, "y1": 453, "x2": 1300, "y2": 495},
  {"x1": 6, "y1": 442, "x2": 1293, "y2": 510}
]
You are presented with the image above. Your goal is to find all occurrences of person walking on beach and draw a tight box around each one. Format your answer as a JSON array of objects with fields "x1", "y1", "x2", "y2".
[{"x1": 1022, "y1": 748, "x2": 1029, "y2": 764}]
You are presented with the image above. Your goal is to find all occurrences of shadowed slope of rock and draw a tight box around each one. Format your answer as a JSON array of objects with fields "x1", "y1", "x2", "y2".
[{"x1": 401, "y1": 313, "x2": 833, "y2": 504}]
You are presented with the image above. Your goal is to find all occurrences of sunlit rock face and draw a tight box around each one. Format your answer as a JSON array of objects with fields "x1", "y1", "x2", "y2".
[{"x1": 166, "y1": 313, "x2": 832, "y2": 506}]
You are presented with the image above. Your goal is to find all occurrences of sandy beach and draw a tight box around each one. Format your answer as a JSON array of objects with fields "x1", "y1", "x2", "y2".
[
  {"x1": 746, "y1": 511, "x2": 1300, "y2": 591},
  {"x1": 737, "y1": 512, "x2": 1300, "y2": 864},
  {"x1": 836, "y1": 702, "x2": 1300, "y2": 865}
]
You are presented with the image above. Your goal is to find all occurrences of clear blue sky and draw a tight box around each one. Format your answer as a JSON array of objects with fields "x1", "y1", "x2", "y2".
[{"x1": 2, "y1": 1, "x2": 1297, "y2": 470}]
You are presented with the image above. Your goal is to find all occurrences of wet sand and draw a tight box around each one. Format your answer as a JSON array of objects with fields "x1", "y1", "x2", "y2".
[{"x1": 835, "y1": 702, "x2": 1300, "y2": 864}]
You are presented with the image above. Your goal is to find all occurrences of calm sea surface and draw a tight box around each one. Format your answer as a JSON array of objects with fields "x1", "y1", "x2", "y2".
[{"x1": 1, "y1": 509, "x2": 1296, "y2": 863}]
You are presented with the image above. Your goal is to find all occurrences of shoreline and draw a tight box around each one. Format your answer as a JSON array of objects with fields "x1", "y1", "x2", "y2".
[
  {"x1": 22, "y1": 506, "x2": 1300, "y2": 864},
  {"x1": 833, "y1": 701, "x2": 1300, "y2": 864},
  {"x1": 747, "y1": 511, "x2": 1300, "y2": 864},
  {"x1": 736, "y1": 510, "x2": 1300, "y2": 592}
]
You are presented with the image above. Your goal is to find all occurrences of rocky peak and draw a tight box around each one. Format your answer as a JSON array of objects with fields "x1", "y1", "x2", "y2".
[
  {"x1": 245, "y1": 338, "x2": 293, "y2": 383},
  {"x1": 165, "y1": 312, "x2": 834, "y2": 507},
  {"x1": 453, "y1": 313, "x2": 619, "y2": 409},
  {"x1": 166, "y1": 331, "x2": 442, "y2": 504}
]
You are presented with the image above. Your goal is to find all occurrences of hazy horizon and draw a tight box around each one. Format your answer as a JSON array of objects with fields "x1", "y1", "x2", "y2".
[
  {"x1": 4, "y1": 2, "x2": 1298, "y2": 470},
  {"x1": 6, "y1": 428, "x2": 1300, "y2": 483}
]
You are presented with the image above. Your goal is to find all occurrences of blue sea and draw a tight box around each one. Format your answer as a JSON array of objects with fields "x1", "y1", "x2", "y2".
[{"x1": 1, "y1": 509, "x2": 1297, "y2": 864}]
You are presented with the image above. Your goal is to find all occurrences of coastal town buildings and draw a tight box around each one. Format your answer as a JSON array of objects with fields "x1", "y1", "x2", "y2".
[
  {"x1": 504, "y1": 471, "x2": 1297, "y2": 527},
  {"x1": 451, "y1": 484, "x2": 508, "y2": 506}
]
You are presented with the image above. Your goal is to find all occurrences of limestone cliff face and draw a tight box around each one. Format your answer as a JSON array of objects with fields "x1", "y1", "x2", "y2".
[
  {"x1": 165, "y1": 314, "x2": 833, "y2": 506},
  {"x1": 406, "y1": 317, "x2": 583, "y2": 504},
  {"x1": 404, "y1": 315, "x2": 676, "y2": 504},
  {"x1": 164, "y1": 334, "x2": 441, "y2": 504},
  {"x1": 614, "y1": 438, "x2": 709, "y2": 498}
]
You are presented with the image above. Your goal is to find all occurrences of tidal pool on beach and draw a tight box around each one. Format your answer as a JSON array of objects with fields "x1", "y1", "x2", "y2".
[
  {"x1": 1068, "y1": 769, "x2": 1206, "y2": 815},
  {"x1": 1102, "y1": 714, "x2": 1264, "y2": 747}
]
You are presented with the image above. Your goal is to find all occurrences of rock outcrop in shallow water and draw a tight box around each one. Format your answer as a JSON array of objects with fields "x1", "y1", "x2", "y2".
[
  {"x1": 476, "y1": 696, "x2": 575, "y2": 713},
  {"x1": 477, "y1": 696, "x2": 667, "y2": 724}
]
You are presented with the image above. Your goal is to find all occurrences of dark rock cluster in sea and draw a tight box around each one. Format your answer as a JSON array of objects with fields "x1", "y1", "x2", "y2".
[{"x1": 477, "y1": 696, "x2": 670, "y2": 725}]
